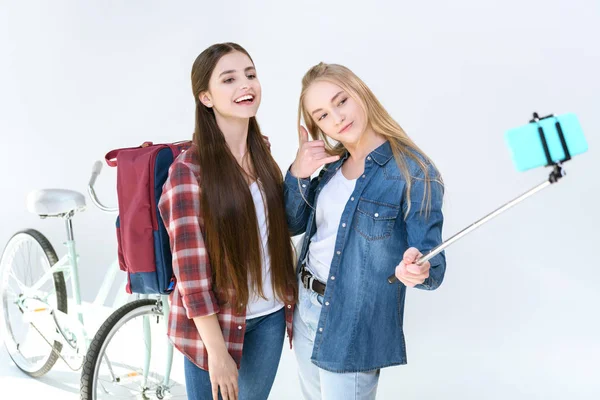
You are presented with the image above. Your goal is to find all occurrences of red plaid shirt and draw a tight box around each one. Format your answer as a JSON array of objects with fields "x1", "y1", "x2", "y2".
[{"x1": 158, "y1": 147, "x2": 294, "y2": 371}]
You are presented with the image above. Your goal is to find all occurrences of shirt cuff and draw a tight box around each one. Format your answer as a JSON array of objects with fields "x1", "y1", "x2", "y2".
[
  {"x1": 181, "y1": 291, "x2": 221, "y2": 319},
  {"x1": 284, "y1": 169, "x2": 311, "y2": 196}
]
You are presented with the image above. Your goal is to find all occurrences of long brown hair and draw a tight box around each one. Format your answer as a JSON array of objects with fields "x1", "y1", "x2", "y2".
[
  {"x1": 298, "y1": 62, "x2": 443, "y2": 218},
  {"x1": 191, "y1": 43, "x2": 296, "y2": 312}
]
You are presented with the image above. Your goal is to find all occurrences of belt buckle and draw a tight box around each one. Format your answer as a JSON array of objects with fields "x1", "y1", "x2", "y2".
[
  {"x1": 302, "y1": 273, "x2": 310, "y2": 290},
  {"x1": 302, "y1": 272, "x2": 314, "y2": 291}
]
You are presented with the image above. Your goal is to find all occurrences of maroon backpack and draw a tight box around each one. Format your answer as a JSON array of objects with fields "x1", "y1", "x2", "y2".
[{"x1": 105, "y1": 141, "x2": 191, "y2": 294}]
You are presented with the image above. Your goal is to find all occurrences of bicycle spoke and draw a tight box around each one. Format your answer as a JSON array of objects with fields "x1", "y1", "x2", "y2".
[
  {"x1": 4, "y1": 286, "x2": 19, "y2": 300},
  {"x1": 103, "y1": 352, "x2": 118, "y2": 382},
  {"x1": 7, "y1": 268, "x2": 28, "y2": 292},
  {"x1": 25, "y1": 241, "x2": 33, "y2": 287}
]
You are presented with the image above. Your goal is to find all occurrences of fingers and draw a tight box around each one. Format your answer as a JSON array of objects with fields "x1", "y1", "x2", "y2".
[
  {"x1": 212, "y1": 382, "x2": 219, "y2": 400},
  {"x1": 395, "y1": 261, "x2": 430, "y2": 287},
  {"x1": 231, "y1": 380, "x2": 239, "y2": 400},
  {"x1": 220, "y1": 385, "x2": 229, "y2": 400},
  {"x1": 299, "y1": 126, "x2": 309, "y2": 145},
  {"x1": 395, "y1": 270, "x2": 423, "y2": 287},
  {"x1": 305, "y1": 140, "x2": 325, "y2": 148},
  {"x1": 321, "y1": 155, "x2": 341, "y2": 164},
  {"x1": 407, "y1": 260, "x2": 430, "y2": 275},
  {"x1": 403, "y1": 247, "x2": 422, "y2": 265},
  {"x1": 222, "y1": 384, "x2": 231, "y2": 400},
  {"x1": 262, "y1": 135, "x2": 271, "y2": 149},
  {"x1": 308, "y1": 148, "x2": 341, "y2": 167},
  {"x1": 308, "y1": 147, "x2": 329, "y2": 158},
  {"x1": 218, "y1": 380, "x2": 237, "y2": 400}
]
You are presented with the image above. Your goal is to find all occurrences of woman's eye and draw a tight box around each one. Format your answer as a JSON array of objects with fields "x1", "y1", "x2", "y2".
[
  {"x1": 318, "y1": 113, "x2": 328, "y2": 121},
  {"x1": 224, "y1": 78, "x2": 234, "y2": 83},
  {"x1": 338, "y1": 98, "x2": 347, "y2": 106},
  {"x1": 247, "y1": 74, "x2": 256, "y2": 79}
]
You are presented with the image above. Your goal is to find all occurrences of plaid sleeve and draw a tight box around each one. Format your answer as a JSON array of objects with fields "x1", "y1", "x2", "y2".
[{"x1": 158, "y1": 161, "x2": 220, "y2": 319}]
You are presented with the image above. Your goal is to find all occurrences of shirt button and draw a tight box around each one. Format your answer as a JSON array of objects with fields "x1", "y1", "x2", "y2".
[
  {"x1": 362, "y1": 175, "x2": 366, "y2": 178},
  {"x1": 367, "y1": 156, "x2": 371, "y2": 161},
  {"x1": 287, "y1": 305, "x2": 292, "y2": 308},
  {"x1": 319, "y1": 328, "x2": 323, "y2": 332},
  {"x1": 330, "y1": 276, "x2": 335, "y2": 280},
  {"x1": 351, "y1": 197, "x2": 355, "y2": 201},
  {"x1": 302, "y1": 184, "x2": 306, "y2": 188},
  {"x1": 374, "y1": 213, "x2": 379, "y2": 218},
  {"x1": 336, "y1": 251, "x2": 341, "y2": 255},
  {"x1": 325, "y1": 302, "x2": 330, "y2": 306},
  {"x1": 342, "y1": 223, "x2": 346, "y2": 228},
  {"x1": 238, "y1": 326, "x2": 243, "y2": 330}
]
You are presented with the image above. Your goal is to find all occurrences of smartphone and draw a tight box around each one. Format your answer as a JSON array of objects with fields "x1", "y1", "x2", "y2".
[{"x1": 504, "y1": 113, "x2": 588, "y2": 172}]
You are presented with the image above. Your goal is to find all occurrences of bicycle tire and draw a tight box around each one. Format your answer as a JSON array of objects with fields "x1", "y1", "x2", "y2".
[
  {"x1": 0, "y1": 229, "x2": 68, "y2": 377},
  {"x1": 80, "y1": 298, "x2": 177, "y2": 400}
]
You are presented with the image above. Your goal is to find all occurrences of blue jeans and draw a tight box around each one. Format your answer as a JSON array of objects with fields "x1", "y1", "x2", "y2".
[
  {"x1": 293, "y1": 281, "x2": 380, "y2": 400},
  {"x1": 184, "y1": 307, "x2": 285, "y2": 400}
]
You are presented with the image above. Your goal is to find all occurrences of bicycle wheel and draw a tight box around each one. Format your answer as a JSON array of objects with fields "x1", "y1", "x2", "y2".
[
  {"x1": 81, "y1": 298, "x2": 186, "y2": 399},
  {"x1": 0, "y1": 229, "x2": 68, "y2": 377}
]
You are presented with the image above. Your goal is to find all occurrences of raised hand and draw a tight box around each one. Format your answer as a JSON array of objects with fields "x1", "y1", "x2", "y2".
[{"x1": 290, "y1": 126, "x2": 340, "y2": 178}]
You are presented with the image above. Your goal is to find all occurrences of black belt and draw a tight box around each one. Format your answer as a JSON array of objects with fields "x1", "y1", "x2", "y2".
[{"x1": 300, "y1": 265, "x2": 326, "y2": 296}]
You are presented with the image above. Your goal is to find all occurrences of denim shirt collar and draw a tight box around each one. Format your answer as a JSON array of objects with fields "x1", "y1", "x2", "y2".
[
  {"x1": 370, "y1": 140, "x2": 394, "y2": 166},
  {"x1": 329, "y1": 140, "x2": 393, "y2": 170}
]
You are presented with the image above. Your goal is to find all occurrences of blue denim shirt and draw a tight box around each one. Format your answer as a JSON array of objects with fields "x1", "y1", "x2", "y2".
[{"x1": 284, "y1": 140, "x2": 446, "y2": 372}]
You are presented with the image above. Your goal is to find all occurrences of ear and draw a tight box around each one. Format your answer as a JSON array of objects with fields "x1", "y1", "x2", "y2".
[{"x1": 199, "y1": 91, "x2": 213, "y2": 108}]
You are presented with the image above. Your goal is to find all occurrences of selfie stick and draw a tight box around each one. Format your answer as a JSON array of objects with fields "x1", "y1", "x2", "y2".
[{"x1": 387, "y1": 112, "x2": 573, "y2": 284}]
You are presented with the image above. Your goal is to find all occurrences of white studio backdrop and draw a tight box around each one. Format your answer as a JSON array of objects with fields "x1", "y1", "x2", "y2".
[{"x1": 1, "y1": 1, "x2": 599, "y2": 399}]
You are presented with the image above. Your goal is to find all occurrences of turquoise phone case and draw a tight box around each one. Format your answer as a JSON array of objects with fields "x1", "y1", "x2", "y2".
[{"x1": 504, "y1": 113, "x2": 588, "y2": 172}]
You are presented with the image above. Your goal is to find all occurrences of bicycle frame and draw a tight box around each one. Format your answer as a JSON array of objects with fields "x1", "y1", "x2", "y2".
[
  {"x1": 137, "y1": 294, "x2": 174, "y2": 389},
  {"x1": 16, "y1": 216, "x2": 128, "y2": 359}
]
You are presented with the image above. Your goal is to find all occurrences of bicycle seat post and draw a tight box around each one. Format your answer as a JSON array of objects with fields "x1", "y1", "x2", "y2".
[{"x1": 64, "y1": 210, "x2": 84, "y2": 327}]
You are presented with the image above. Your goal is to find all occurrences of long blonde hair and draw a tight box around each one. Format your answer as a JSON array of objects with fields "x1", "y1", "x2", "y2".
[{"x1": 298, "y1": 62, "x2": 443, "y2": 218}]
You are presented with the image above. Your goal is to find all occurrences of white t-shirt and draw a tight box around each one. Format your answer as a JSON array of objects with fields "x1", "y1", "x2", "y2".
[
  {"x1": 306, "y1": 168, "x2": 357, "y2": 283},
  {"x1": 246, "y1": 181, "x2": 284, "y2": 319}
]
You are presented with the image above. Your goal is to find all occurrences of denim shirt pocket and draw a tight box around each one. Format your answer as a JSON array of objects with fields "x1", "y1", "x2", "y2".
[{"x1": 353, "y1": 198, "x2": 400, "y2": 241}]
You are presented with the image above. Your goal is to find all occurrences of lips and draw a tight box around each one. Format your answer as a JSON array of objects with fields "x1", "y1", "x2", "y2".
[{"x1": 338, "y1": 122, "x2": 353, "y2": 134}]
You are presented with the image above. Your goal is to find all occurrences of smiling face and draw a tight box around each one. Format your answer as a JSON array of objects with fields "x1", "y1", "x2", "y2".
[
  {"x1": 199, "y1": 51, "x2": 262, "y2": 120},
  {"x1": 303, "y1": 79, "x2": 368, "y2": 147}
]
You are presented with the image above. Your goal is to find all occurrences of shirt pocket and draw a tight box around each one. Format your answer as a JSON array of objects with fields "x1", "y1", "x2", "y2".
[{"x1": 353, "y1": 198, "x2": 400, "y2": 241}]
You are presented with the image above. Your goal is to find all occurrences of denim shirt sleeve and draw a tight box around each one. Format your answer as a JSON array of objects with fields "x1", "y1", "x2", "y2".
[
  {"x1": 403, "y1": 167, "x2": 446, "y2": 291},
  {"x1": 283, "y1": 168, "x2": 319, "y2": 236}
]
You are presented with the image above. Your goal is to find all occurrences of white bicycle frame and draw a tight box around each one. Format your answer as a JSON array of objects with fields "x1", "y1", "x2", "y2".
[{"x1": 14, "y1": 163, "x2": 130, "y2": 368}]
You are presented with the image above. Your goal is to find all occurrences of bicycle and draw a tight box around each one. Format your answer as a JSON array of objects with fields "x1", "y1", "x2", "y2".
[
  {"x1": 0, "y1": 161, "x2": 130, "y2": 379},
  {"x1": 0, "y1": 161, "x2": 185, "y2": 399}
]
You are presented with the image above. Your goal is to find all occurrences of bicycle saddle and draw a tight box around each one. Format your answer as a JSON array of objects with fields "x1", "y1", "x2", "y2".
[{"x1": 26, "y1": 189, "x2": 86, "y2": 216}]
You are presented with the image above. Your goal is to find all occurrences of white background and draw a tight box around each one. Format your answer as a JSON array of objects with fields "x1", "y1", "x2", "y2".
[{"x1": 1, "y1": 1, "x2": 599, "y2": 399}]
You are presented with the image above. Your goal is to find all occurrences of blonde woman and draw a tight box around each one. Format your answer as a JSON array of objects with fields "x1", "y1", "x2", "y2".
[{"x1": 284, "y1": 62, "x2": 446, "y2": 399}]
